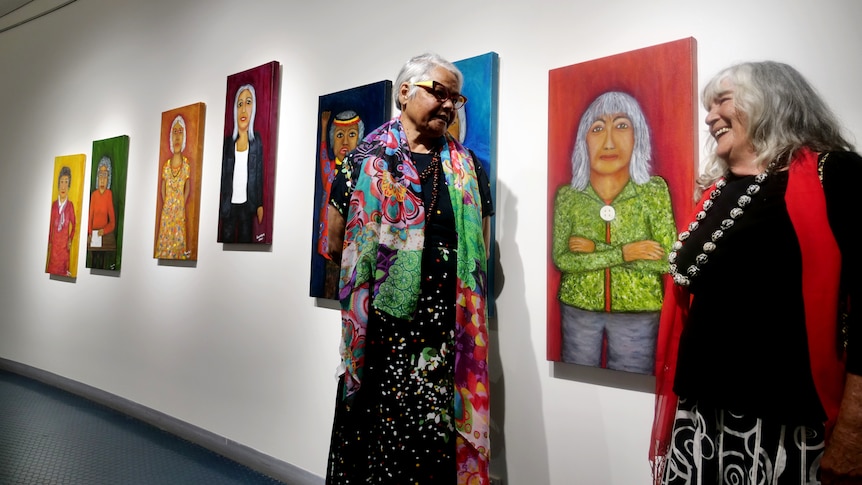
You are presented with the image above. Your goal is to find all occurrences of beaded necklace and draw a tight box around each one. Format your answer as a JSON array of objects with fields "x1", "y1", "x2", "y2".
[
  {"x1": 668, "y1": 163, "x2": 775, "y2": 287},
  {"x1": 417, "y1": 151, "x2": 442, "y2": 219}
]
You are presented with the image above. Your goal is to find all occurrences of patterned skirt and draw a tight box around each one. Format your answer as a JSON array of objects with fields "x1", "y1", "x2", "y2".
[
  {"x1": 327, "y1": 243, "x2": 458, "y2": 484},
  {"x1": 663, "y1": 398, "x2": 825, "y2": 485}
]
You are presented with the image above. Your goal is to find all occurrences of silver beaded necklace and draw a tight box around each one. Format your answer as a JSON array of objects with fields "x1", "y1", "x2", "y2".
[{"x1": 668, "y1": 163, "x2": 775, "y2": 287}]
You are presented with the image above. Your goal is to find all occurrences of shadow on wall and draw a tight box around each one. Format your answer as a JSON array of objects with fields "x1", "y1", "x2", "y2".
[
  {"x1": 488, "y1": 181, "x2": 551, "y2": 484},
  {"x1": 551, "y1": 361, "x2": 655, "y2": 394}
]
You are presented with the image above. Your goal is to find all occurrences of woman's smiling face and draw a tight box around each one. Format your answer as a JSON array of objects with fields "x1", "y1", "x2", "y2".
[{"x1": 705, "y1": 81, "x2": 757, "y2": 169}]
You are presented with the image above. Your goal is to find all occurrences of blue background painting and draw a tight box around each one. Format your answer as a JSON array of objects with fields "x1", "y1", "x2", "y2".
[
  {"x1": 309, "y1": 80, "x2": 392, "y2": 298},
  {"x1": 455, "y1": 52, "x2": 500, "y2": 316}
]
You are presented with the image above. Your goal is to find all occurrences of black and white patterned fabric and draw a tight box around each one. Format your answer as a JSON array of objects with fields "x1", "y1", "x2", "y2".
[{"x1": 663, "y1": 398, "x2": 825, "y2": 485}]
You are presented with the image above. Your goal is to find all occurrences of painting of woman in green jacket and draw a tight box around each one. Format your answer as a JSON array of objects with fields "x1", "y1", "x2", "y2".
[{"x1": 552, "y1": 91, "x2": 676, "y2": 374}]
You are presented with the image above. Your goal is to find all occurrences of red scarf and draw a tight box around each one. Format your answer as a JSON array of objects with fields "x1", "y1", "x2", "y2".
[{"x1": 649, "y1": 148, "x2": 846, "y2": 482}]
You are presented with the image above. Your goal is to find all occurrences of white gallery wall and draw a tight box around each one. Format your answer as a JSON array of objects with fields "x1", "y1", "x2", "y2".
[{"x1": 2, "y1": 0, "x2": 861, "y2": 483}]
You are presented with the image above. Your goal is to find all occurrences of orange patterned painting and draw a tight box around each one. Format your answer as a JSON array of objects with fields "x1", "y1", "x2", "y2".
[{"x1": 154, "y1": 102, "x2": 206, "y2": 261}]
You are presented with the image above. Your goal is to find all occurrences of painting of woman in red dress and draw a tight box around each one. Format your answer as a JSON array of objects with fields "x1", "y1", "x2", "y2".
[{"x1": 46, "y1": 154, "x2": 85, "y2": 278}]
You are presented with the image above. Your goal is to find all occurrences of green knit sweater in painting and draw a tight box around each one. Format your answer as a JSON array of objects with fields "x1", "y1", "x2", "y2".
[{"x1": 552, "y1": 176, "x2": 676, "y2": 312}]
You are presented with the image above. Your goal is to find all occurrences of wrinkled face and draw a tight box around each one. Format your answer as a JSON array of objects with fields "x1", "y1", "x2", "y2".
[
  {"x1": 171, "y1": 121, "x2": 184, "y2": 154},
  {"x1": 705, "y1": 81, "x2": 756, "y2": 167},
  {"x1": 332, "y1": 122, "x2": 360, "y2": 160},
  {"x1": 400, "y1": 67, "x2": 460, "y2": 140},
  {"x1": 586, "y1": 112, "x2": 634, "y2": 178},
  {"x1": 236, "y1": 89, "x2": 254, "y2": 133},
  {"x1": 97, "y1": 165, "x2": 109, "y2": 191},
  {"x1": 58, "y1": 175, "x2": 70, "y2": 199}
]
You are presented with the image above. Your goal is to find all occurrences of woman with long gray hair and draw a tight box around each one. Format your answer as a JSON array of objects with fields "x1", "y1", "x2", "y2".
[
  {"x1": 651, "y1": 61, "x2": 862, "y2": 484},
  {"x1": 552, "y1": 91, "x2": 676, "y2": 375}
]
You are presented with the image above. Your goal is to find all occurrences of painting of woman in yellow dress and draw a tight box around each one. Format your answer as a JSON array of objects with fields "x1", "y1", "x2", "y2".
[
  {"x1": 154, "y1": 103, "x2": 205, "y2": 261},
  {"x1": 156, "y1": 114, "x2": 191, "y2": 258}
]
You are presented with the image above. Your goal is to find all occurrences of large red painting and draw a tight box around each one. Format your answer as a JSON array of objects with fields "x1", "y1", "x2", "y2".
[{"x1": 547, "y1": 38, "x2": 697, "y2": 373}]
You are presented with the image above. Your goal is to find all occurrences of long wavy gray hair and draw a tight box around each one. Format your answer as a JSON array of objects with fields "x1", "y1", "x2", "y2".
[{"x1": 699, "y1": 61, "x2": 853, "y2": 187}]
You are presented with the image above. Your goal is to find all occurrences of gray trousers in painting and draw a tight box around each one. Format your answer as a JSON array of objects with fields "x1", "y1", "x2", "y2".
[{"x1": 560, "y1": 304, "x2": 659, "y2": 374}]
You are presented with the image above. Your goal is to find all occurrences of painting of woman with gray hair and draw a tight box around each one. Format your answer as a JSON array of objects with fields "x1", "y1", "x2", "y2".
[
  {"x1": 154, "y1": 104, "x2": 204, "y2": 261},
  {"x1": 551, "y1": 91, "x2": 677, "y2": 374},
  {"x1": 218, "y1": 61, "x2": 280, "y2": 244},
  {"x1": 156, "y1": 115, "x2": 192, "y2": 259},
  {"x1": 87, "y1": 155, "x2": 116, "y2": 268},
  {"x1": 88, "y1": 135, "x2": 129, "y2": 270}
]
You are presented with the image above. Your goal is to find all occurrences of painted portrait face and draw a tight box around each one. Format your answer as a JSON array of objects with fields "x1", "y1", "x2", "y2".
[
  {"x1": 332, "y1": 122, "x2": 360, "y2": 160},
  {"x1": 705, "y1": 82, "x2": 756, "y2": 168},
  {"x1": 171, "y1": 121, "x2": 184, "y2": 154},
  {"x1": 58, "y1": 175, "x2": 70, "y2": 200},
  {"x1": 97, "y1": 165, "x2": 109, "y2": 192},
  {"x1": 586, "y1": 112, "x2": 635, "y2": 178},
  {"x1": 236, "y1": 88, "x2": 254, "y2": 134}
]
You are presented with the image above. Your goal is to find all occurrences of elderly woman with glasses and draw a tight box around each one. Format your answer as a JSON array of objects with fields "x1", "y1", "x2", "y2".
[
  {"x1": 88, "y1": 156, "x2": 116, "y2": 242},
  {"x1": 326, "y1": 52, "x2": 494, "y2": 485},
  {"x1": 87, "y1": 156, "x2": 117, "y2": 267}
]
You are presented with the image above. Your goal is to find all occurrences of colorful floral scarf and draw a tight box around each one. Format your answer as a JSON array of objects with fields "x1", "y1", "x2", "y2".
[{"x1": 338, "y1": 116, "x2": 490, "y2": 483}]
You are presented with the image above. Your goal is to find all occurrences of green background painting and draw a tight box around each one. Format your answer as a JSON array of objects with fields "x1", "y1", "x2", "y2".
[{"x1": 87, "y1": 135, "x2": 130, "y2": 271}]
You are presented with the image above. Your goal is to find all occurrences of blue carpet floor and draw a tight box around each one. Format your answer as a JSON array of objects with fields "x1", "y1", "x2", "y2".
[{"x1": 0, "y1": 369, "x2": 288, "y2": 484}]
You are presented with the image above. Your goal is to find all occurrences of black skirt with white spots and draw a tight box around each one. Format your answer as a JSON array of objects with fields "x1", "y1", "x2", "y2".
[{"x1": 327, "y1": 240, "x2": 459, "y2": 484}]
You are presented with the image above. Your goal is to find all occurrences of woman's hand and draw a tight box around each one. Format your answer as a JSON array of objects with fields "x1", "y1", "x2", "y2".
[
  {"x1": 821, "y1": 374, "x2": 862, "y2": 484},
  {"x1": 321, "y1": 111, "x2": 331, "y2": 135},
  {"x1": 622, "y1": 240, "x2": 665, "y2": 262},
  {"x1": 568, "y1": 236, "x2": 595, "y2": 253}
]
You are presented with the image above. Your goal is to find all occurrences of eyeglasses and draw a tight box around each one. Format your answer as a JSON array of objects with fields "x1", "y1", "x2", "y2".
[{"x1": 411, "y1": 80, "x2": 467, "y2": 109}]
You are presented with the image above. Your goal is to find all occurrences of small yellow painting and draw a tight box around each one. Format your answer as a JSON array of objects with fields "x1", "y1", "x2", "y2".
[{"x1": 46, "y1": 154, "x2": 86, "y2": 278}]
